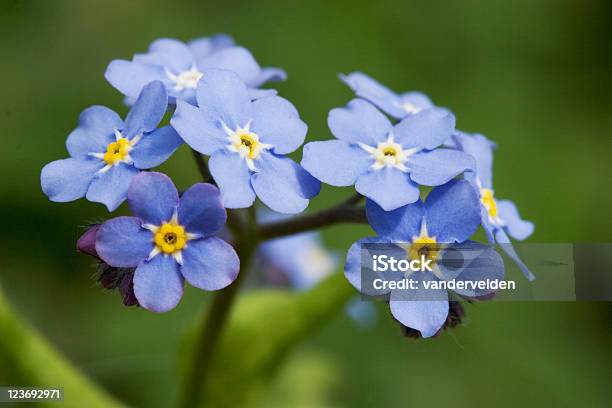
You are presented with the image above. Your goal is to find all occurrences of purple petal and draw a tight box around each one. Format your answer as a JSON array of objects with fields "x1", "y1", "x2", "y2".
[
  {"x1": 180, "y1": 237, "x2": 239, "y2": 291},
  {"x1": 134, "y1": 254, "x2": 184, "y2": 312},
  {"x1": 127, "y1": 172, "x2": 179, "y2": 225},
  {"x1": 178, "y1": 183, "x2": 227, "y2": 236},
  {"x1": 96, "y1": 216, "x2": 153, "y2": 267}
]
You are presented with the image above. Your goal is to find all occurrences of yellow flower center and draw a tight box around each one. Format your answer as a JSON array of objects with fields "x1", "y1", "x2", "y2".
[
  {"x1": 154, "y1": 222, "x2": 187, "y2": 254},
  {"x1": 480, "y1": 188, "x2": 498, "y2": 218},
  {"x1": 407, "y1": 236, "x2": 440, "y2": 266},
  {"x1": 103, "y1": 138, "x2": 131, "y2": 165}
]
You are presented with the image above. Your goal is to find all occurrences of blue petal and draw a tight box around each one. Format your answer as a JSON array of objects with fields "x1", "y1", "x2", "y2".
[
  {"x1": 251, "y1": 153, "x2": 320, "y2": 214},
  {"x1": 424, "y1": 179, "x2": 480, "y2": 243},
  {"x1": 86, "y1": 164, "x2": 139, "y2": 211},
  {"x1": 134, "y1": 38, "x2": 195, "y2": 73},
  {"x1": 407, "y1": 149, "x2": 474, "y2": 186},
  {"x1": 495, "y1": 229, "x2": 535, "y2": 281},
  {"x1": 208, "y1": 149, "x2": 255, "y2": 208},
  {"x1": 497, "y1": 199, "x2": 534, "y2": 240},
  {"x1": 454, "y1": 132, "x2": 495, "y2": 188},
  {"x1": 301, "y1": 140, "x2": 371, "y2": 186},
  {"x1": 41, "y1": 157, "x2": 102, "y2": 202},
  {"x1": 340, "y1": 72, "x2": 405, "y2": 119},
  {"x1": 393, "y1": 108, "x2": 455, "y2": 150},
  {"x1": 66, "y1": 106, "x2": 123, "y2": 158},
  {"x1": 250, "y1": 96, "x2": 307, "y2": 154},
  {"x1": 355, "y1": 167, "x2": 420, "y2": 211},
  {"x1": 437, "y1": 241, "x2": 505, "y2": 297},
  {"x1": 247, "y1": 88, "x2": 278, "y2": 100},
  {"x1": 123, "y1": 80, "x2": 168, "y2": 138},
  {"x1": 198, "y1": 47, "x2": 260, "y2": 85},
  {"x1": 96, "y1": 216, "x2": 153, "y2": 267},
  {"x1": 195, "y1": 69, "x2": 252, "y2": 129},
  {"x1": 171, "y1": 100, "x2": 227, "y2": 155},
  {"x1": 328, "y1": 99, "x2": 392, "y2": 145},
  {"x1": 180, "y1": 237, "x2": 239, "y2": 291},
  {"x1": 127, "y1": 171, "x2": 179, "y2": 224},
  {"x1": 366, "y1": 198, "x2": 423, "y2": 240},
  {"x1": 105, "y1": 60, "x2": 167, "y2": 99},
  {"x1": 389, "y1": 275, "x2": 449, "y2": 338},
  {"x1": 131, "y1": 125, "x2": 183, "y2": 169},
  {"x1": 188, "y1": 34, "x2": 235, "y2": 59},
  {"x1": 134, "y1": 254, "x2": 184, "y2": 312},
  {"x1": 178, "y1": 183, "x2": 227, "y2": 236},
  {"x1": 344, "y1": 236, "x2": 396, "y2": 294},
  {"x1": 398, "y1": 92, "x2": 434, "y2": 113},
  {"x1": 248, "y1": 67, "x2": 287, "y2": 87}
]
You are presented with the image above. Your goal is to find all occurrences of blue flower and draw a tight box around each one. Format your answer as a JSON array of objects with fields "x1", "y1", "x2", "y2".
[
  {"x1": 345, "y1": 179, "x2": 504, "y2": 337},
  {"x1": 95, "y1": 172, "x2": 240, "y2": 312},
  {"x1": 105, "y1": 35, "x2": 286, "y2": 105},
  {"x1": 301, "y1": 99, "x2": 473, "y2": 211},
  {"x1": 171, "y1": 69, "x2": 320, "y2": 214},
  {"x1": 341, "y1": 72, "x2": 439, "y2": 119},
  {"x1": 41, "y1": 81, "x2": 182, "y2": 211},
  {"x1": 454, "y1": 131, "x2": 535, "y2": 280}
]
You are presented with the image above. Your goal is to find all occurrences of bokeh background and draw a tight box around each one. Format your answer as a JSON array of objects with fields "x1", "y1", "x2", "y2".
[{"x1": 1, "y1": 0, "x2": 611, "y2": 406}]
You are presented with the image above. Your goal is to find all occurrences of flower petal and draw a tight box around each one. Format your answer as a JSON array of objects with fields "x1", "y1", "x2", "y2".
[
  {"x1": 123, "y1": 80, "x2": 168, "y2": 138},
  {"x1": 454, "y1": 132, "x2": 495, "y2": 188},
  {"x1": 390, "y1": 279, "x2": 449, "y2": 338},
  {"x1": 424, "y1": 179, "x2": 480, "y2": 243},
  {"x1": 248, "y1": 67, "x2": 287, "y2": 87},
  {"x1": 41, "y1": 157, "x2": 102, "y2": 202},
  {"x1": 180, "y1": 237, "x2": 239, "y2": 291},
  {"x1": 66, "y1": 106, "x2": 124, "y2": 158},
  {"x1": 247, "y1": 88, "x2": 278, "y2": 100},
  {"x1": 328, "y1": 98, "x2": 392, "y2": 145},
  {"x1": 105, "y1": 60, "x2": 167, "y2": 99},
  {"x1": 495, "y1": 229, "x2": 535, "y2": 281},
  {"x1": 134, "y1": 255, "x2": 184, "y2": 312},
  {"x1": 86, "y1": 164, "x2": 139, "y2": 211},
  {"x1": 198, "y1": 47, "x2": 261, "y2": 85},
  {"x1": 188, "y1": 34, "x2": 235, "y2": 59},
  {"x1": 96, "y1": 216, "x2": 153, "y2": 267},
  {"x1": 171, "y1": 100, "x2": 228, "y2": 155},
  {"x1": 497, "y1": 199, "x2": 534, "y2": 241},
  {"x1": 134, "y1": 38, "x2": 195, "y2": 73},
  {"x1": 178, "y1": 183, "x2": 227, "y2": 236},
  {"x1": 345, "y1": 236, "x2": 396, "y2": 294},
  {"x1": 208, "y1": 149, "x2": 255, "y2": 208},
  {"x1": 355, "y1": 167, "x2": 420, "y2": 211},
  {"x1": 250, "y1": 96, "x2": 307, "y2": 154},
  {"x1": 398, "y1": 92, "x2": 434, "y2": 113},
  {"x1": 127, "y1": 171, "x2": 179, "y2": 224},
  {"x1": 251, "y1": 153, "x2": 320, "y2": 214},
  {"x1": 366, "y1": 198, "x2": 424, "y2": 240},
  {"x1": 407, "y1": 149, "x2": 474, "y2": 186},
  {"x1": 340, "y1": 72, "x2": 405, "y2": 119},
  {"x1": 301, "y1": 140, "x2": 372, "y2": 186},
  {"x1": 131, "y1": 126, "x2": 183, "y2": 169},
  {"x1": 195, "y1": 69, "x2": 252, "y2": 129},
  {"x1": 393, "y1": 108, "x2": 455, "y2": 150}
]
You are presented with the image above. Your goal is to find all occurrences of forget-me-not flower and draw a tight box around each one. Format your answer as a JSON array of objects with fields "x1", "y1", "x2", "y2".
[
  {"x1": 341, "y1": 72, "x2": 438, "y2": 119},
  {"x1": 345, "y1": 180, "x2": 504, "y2": 337},
  {"x1": 301, "y1": 99, "x2": 473, "y2": 211},
  {"x1": 454, "y1": 131, "x2": 535, "y2": 280},
  {"x1": 41, "y1": 81, "x2": 182, "y2": 211},
  {"x1": 105, "y1": 35, "x2": 286, "y2": 105},
  {"x1": 171, "y1": 69, "x2": 320, "y2": 214},
  {"x1": 95, "y1": 172, "x2": 239, "y2": 312}
]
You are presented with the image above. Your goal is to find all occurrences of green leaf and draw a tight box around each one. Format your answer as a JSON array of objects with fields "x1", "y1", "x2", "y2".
[
  {"x1": 0, "y1": 284, "x2": 126, "y2": 408},
  {"x1": 183, "y1": 270, "x2": 354, "y2": 407}
]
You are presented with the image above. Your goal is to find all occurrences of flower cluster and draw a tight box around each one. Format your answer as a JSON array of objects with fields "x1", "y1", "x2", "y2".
[{"x1": 41, "y1": 35, "x2": 534, "y2": 338}]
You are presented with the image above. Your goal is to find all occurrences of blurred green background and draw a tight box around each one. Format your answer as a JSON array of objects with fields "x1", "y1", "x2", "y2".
[{"x1": 1, "y1": 0, "x2": 611, "y2": 407}]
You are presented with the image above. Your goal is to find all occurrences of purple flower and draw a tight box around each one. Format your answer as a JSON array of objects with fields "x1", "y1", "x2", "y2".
[
  {"x1": 340, "y1": 72, "x2": 438, "y2": 119},
  {"x1": 95, "y1": 172, "x2": 239, "y2": 312},
  {"x1": 301, "y1": 99, "x2": 473, "y2": 211},
  {"x1": 171, "y1": 69, "x2": 320, "y2": 214},
  {"x1": 105, "y1": 35, "x2": 286, "y2": 105},
  {"x1": 345, "y1": 180, "x2": 504, "y2": 337},
  {"x1": 454, "y1": 131, "x2": 535, "y2": 280},
  {"x1": 41, "y1": 81, "x2": 182, "y2": 211}
]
